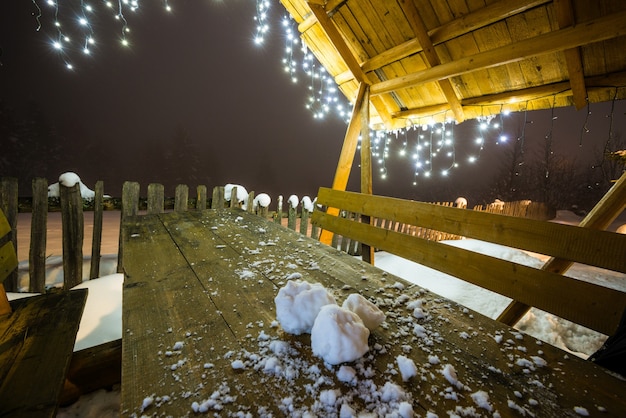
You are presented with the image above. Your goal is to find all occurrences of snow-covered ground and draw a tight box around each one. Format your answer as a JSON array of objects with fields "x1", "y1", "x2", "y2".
[{"x1": 6, "y1": 209, "x2": 626, "y2": 416}]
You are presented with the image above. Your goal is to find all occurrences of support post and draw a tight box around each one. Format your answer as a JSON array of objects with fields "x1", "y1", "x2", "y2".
[{"x1": 319, "y1": 83, "x2": 368, "y2": 245}]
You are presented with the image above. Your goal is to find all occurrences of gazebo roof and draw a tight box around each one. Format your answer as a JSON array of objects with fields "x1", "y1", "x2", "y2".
[{"x1": 279, "y1": 0, "x2": 626, "y2": 130}]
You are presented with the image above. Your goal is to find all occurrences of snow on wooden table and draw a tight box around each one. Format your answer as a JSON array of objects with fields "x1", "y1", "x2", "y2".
[{"x1": 121, "y1": 209, "x2": 626, "y2": 417}]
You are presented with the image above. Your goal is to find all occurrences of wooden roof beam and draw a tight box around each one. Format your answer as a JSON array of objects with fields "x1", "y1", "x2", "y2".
[
  {"x1": 399, "y1": 0, "x2": 464, "y2": 123},
  {"x1": 370, "y1": 10, "x2": 626, "y2": 96},
  {"x1": 554, "y1": 0, "x2": 587, "y2": 110},
  {"x1": 390, "y1": 71, "x2": 626, "y2": 120},
  {"x1": 306, "y1": 2, "x2": 369, "y2": 86},
  {"x1": 334, "y1": 0, "x2": 550, "y2": 85},
  {"x1": 306, "y1": 1, "x2": 396, "y2": 128}
]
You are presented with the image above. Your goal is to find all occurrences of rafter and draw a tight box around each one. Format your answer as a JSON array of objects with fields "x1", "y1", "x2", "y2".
[
  {"x1": 370, "y1": 10, "x2": 626, "y2": 96},
  {"x1": 554, "y1": 0, "x2": 587, "y2": 110},
  {"x1": 399, "y1": 0, "x2": 464, "y2": 122},
  {"x1": 334, "y1": 0, "x2": 550, "y2": 85}
]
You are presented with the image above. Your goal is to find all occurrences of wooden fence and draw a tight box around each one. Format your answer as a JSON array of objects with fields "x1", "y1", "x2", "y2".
[{"x1": 0, "y1": 177, "x2": 553, "y2": 293}]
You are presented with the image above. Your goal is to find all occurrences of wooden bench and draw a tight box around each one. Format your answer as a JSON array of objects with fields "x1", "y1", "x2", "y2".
[
  {"x1": 0, "y1": 208, "x2": 88, "y2": 417},
  {"x1": 312, "y1": 186, "x2": 626, "y2": 338}
]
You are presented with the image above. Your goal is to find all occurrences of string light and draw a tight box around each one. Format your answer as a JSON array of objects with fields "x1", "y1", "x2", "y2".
[{"x1": 31, "y1": 0, "x2": 174, "y2": 69}]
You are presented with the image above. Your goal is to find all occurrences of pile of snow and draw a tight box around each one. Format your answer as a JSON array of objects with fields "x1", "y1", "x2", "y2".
[
  {"x1": 48, "y1": 172, "x2": 101, "y2": 200},
  {"x1": 253, "y1": 193, "x2": 272, "y2": 210},
  {"x1": 287, "y1": 194, "x2": 299, "y2": 209},
  {"x1": 224, "y1": 183, "x2": 249, "y2": 208},
  {"x1": 275, "y1": 280, "x2": 386, "y2": 365}
]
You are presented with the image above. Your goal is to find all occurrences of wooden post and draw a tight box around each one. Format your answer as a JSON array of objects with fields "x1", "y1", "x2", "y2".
[
  {"x1": 117, "y1": 182, "x2": 140, "y2": 273},
  {"x1": 288, "y1": 201, "x2": 297, "y2": 230},
  {"x1": 300, "y1": 204, "x2": 310, "y2": 236},
  {"x1": 147, "y1": 183, "x2": 165, "y2": 214},
  {"x1": 89, "y1": 181, "x2": 104, "y2": 280},
  {"x1": 29, "y1": 178, "x2": 48, "y2": 292},
  {"x1": 196, "y1": 185, "x2": 207, "y2": 210},
  {"x1": 174, "y1": 184, "x2": 189, "y2": 212},
  {"x1": 247, "y1": 191, "x2": 255, "y2": 213},
  {"x1": 211, "y1": 186, "x2": 223, "y2": 209},
  {"x1": 274, "y1": 196, "x2": 283, "y2": 224},
  {"x1": 497, "y1": 171, "x2": 626, "y2": 326},
  {"x1": 319, "y1": 83, "x2": 368, "y2": 245},
  {"x1": 229, "y1": 186, "x2": 238, "y2": 208},
  {"x1": 360, "y1": 85, "x2": 375, "y2": 264},
  {"x1": 60, "y1": 183, "x2": 84, "y2": 290},
  {"x1": 0, "y1": 178, "x2": 18, "y2": 291}
]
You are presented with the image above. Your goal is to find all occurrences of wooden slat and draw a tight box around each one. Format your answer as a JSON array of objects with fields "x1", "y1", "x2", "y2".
[
  {"x1": 313, "y1": 211, "x2": 626, "y2": 335},
  {"x1": 0, "y1": 289, "x2": 87, "y2": 418},
  {"x1": 89, "y1": 180, "x2": 104, "y2": 280},
  {"x1": 370, "y1": 10, "x2": 626, "y2": 95},
  {"x1": 29, "y1": 178, "x2": 48, "y2": 292},
  {"x1": 60, "y1": 183, "x2": 84, "y2": 290},
  {"x1": 315, "y1": 188, "x2": 626, "y2": 274}
]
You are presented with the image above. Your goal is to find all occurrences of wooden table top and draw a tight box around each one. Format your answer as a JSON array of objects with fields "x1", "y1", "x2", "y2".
[{"x1": 121, "y1": 209, "x2": 626, "y2": 417}]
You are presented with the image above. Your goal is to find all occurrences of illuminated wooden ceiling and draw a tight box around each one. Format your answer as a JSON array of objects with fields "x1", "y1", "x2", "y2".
[{"x1": 279, "y1": 0, "x2": 626, "y2": 130}]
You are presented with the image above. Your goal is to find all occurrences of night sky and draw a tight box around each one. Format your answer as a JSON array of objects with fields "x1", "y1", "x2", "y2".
[{"x1": 1, "y1": 1, "x2": 625, "y2": 207}]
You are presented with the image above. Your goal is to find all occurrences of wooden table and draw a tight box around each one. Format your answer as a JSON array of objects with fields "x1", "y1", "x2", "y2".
[{"x1": 121, "y1": 209, "x2": 626, "y2": 417}]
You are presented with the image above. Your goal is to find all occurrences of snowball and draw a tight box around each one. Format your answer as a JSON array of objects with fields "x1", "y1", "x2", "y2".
[
  {"x1": 288, "y1": 194, "x2": 299, "y2": 209},
  {"x1": 342, "y1": 293, "x2": 386, "y2": 330},
  {"x1": 253, "y1": 193, "x2": 272, "y2": 209},
  {"x1": 301, "y1": 196, "x2": 314, "y2": 212},
  {"x1": 275, "y1": 280, "x2": 336, "y2": 335},
  {"x1": 396, "y1": 355, "x2": 418, "y2": 381},
  {"x1": 311, "y1": 304, "x2": 370, "y2": 365}
]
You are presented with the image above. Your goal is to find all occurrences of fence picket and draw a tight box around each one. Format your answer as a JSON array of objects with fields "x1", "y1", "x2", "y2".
[
  {"x1": 30, "y1": 178, "x2": 47, "y2": 292},
  {"x1": 60, "y1": 183, "x2": 83, "y2": 290}
]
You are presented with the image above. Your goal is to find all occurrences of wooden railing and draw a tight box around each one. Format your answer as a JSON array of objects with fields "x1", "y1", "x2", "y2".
[{"x1": 312, "y1": 185, "x2": 626, "y2": 336}]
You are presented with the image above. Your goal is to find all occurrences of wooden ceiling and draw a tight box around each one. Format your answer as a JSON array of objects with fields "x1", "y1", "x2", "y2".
[{"x1": 279, "y1": 0, "x2": 626, "y2": 130}]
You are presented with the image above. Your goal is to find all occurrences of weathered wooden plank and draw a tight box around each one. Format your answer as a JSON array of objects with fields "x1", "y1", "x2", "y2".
[
  {"x1": 196, "y1": 185, "x2": 207, "y2": 210},
  {"x1": 147, "y1": 183, "x2": 164, "y2": 215},
  {"x1": 117, "y1": 181, "x2": 140, "y2": 274},
  {"x1": 29, "y1": 178, "x2": 48, "y2": 292},
  {"x1": 60, "y1": 183, "x2": 83, "y2": 290},
  {"x1": 315, "y1": 187, "x2": 626, "y2": 273},
  {"x1": 121, "y1": 213, "x2": 280, "y2": 416},
  {"x1": 174, "y1": 184, "x2": 188, "y2": 212},
  {"x1": 89, "y1": 180, "x2": 104, "y2": 280},
  {"x1": 0, "y1": 289, "x2": 87, "y2": 418}
]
